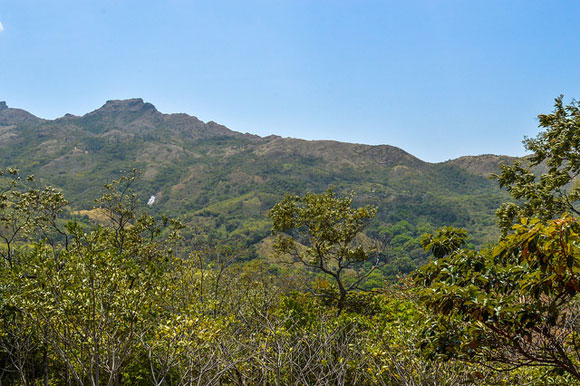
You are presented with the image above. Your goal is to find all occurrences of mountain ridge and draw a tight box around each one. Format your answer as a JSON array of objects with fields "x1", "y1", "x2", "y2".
[{"x1": 0, "y1": 98, "x2": 515, "y2": 168}]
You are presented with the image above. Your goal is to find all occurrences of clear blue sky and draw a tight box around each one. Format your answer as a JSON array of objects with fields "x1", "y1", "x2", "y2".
[{"x1": 1, "y1": 1, "x2": 579, "y2": 162}]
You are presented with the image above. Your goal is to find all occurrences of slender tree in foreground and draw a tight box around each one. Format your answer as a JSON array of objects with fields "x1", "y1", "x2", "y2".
[{"x1": 270, "y1": 189, "x2": 380, "y2": 314}]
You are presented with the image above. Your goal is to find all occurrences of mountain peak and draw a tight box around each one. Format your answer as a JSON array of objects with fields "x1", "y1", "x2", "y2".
[
  {"x1": 97, "y1": 98, "x2": 158, "y2": 114},
  {"x1": 0, "y1": 102, "x2": 7, "y2": 110},
  {"x1": 74, "y1": 98, "x2": 253, "y2": 140}
]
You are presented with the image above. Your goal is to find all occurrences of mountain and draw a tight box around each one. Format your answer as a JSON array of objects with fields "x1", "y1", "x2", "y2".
[
  {"x1": 0, "y1": 101, "x2": 44, "y2": 126},
  {"x1": 446, "y1": 154, "x2": 518, "y2": 177},
  {"x1": 0, "y1": 98, "x2": 514, "y2": 277}
]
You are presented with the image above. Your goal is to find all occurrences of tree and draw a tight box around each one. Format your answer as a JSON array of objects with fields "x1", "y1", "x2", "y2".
[
  {"x1": 6, "y1": 171, "x2": 183, "y2": 385},
  {"x1": 0, "y1": 169, "x2": 68, "y2": 267},
  {"x1": 0, "y1": 169, "x2": 68, "y2": 385},
  {"x1": 414, "y1": 96, "x2": 580, "y2": 381},
  {"x1": 270, "y1": 189, "x2": 379, "y2": 314},
  {"x1": 494, "y1": 95, "x2": 580, "y2": 232},
  {"x1": 419, "y1": 226, "x2": 468, "y2": 259},
  {"x1": 414, "y1": 216, "x2": 580, "y2": 381}
]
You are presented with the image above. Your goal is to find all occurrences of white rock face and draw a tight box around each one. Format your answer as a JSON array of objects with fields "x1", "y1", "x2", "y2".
[{"x1": 147, "y1": 195, "x2": 156, "y2": 206}]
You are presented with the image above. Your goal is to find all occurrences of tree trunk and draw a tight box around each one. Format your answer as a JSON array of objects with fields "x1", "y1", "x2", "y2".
[
  {"x1": 43, "y1": 342, "x2": 48, "y2": 386},
  {"x1": 337, "y1": 288, "x2": 347, "y2": 316}
]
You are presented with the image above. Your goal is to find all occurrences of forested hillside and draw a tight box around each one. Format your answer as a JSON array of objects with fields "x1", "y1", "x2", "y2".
[{"x1": 0, "y1": 99, "x2": 511, "y2": 280}]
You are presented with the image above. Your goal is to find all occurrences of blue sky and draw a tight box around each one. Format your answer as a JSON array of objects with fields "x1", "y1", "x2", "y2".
[{"x1": 1, "y1": 0, "x2": 579, "y2": 162}]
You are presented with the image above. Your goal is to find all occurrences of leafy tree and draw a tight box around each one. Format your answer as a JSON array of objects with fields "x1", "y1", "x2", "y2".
[
  {"x1": 414, "y1": 216, "x2": 580, "y2": 381},
  {"x1": 270, "y1": 189, "x2": 379, "y2": 314},
  {"x1": 14, "y1": 224, "x2": 166, "y2": 384},
  {"x1": 0, "y1": 168, "x2": 68, "y2": 267},
  {"x1": 495, "y1": 95, "x2": 580, "y2": 231},
  {"x1": 2, "y1": 171, "x2": 183, "y2": 384},
  {"x1": 0, "y1": 169, "x2": 68, "y2": 384},
  {"x1": 414, "y1": 96, "x2": 580, "y2": 381},
  {"x1": 420, "y1": 226, "x2": 468, "y2": 259}
]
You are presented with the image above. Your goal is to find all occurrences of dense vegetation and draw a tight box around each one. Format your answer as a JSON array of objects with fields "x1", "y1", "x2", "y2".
[
  {"x1": 0, "y1": 171, "x2": 546, "y2": 385},
  {"x1": 2, "y1": 96, "x2": 580, "y2": 384}
]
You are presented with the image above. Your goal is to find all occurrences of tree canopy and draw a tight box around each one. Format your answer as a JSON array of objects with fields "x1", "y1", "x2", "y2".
[
  {"x1": 270, "y1": 189, "x2": 379, "y2": 313},
  {"x1": 414, "y1": 216, "x2": 580, "y2": 380},
  {"x1": 495, "y1": 96, "x2": 580, "y2": 231},
  {"x1": 415, "y1": 96, "x2": 580, "y2": 382}
]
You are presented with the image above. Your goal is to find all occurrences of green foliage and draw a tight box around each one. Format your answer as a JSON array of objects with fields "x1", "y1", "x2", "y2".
[
  {"x1": 14, "y1": 224, "x2": 168, "y2": 384},
  {"x1": 495, "y1": 95, "x2": 580, "y2": 231},
  {"x1": 414, "y1": 216, "x2": 580, "y2": 380},
  {"x1": 0, "y1": 168, "x2": 68, "y2": 267},
  {"x1": 0, "y1": 171, "x2": 182, "y2": 384},
  {"x1": 2, "y1": 92, "x2": 565, "y2": 382},
  {"x1": 411, "y1": 96, "x2": 580, "y2": 382},
  {"x1": 0, "y1": 169, "x2": 557, "y2": 383},
  {"x1": 417, "y1": 220, "x2": 580, "y2": 378},
  {"x1": 270, "y1": 189, "x2": 379, "y2": 313},
  {"x1": 420, "y1": 226, "x2": 468, "y2": 259},
  {"x1": 413, "y1": 97, "x2": 580, "y2": 383}
]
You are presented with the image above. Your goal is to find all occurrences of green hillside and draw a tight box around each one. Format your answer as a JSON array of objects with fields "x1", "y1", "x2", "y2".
[{"x1": 0, "y1": 98, "x2": 512, "y2": 277}]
